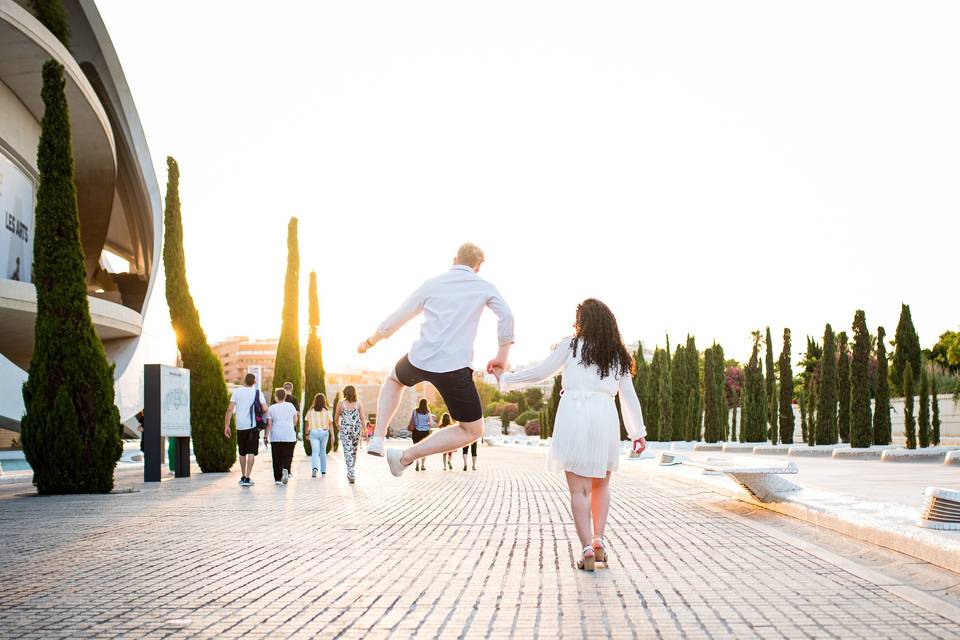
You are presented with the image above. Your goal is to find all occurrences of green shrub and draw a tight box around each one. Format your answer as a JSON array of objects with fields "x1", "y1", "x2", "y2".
[
  {"x1": 20, "y1": 61, "x2": 121, "y2": 493},
  {"x1": 903, "y1": 363, "x2": 916, "y2": 449},
  {"x1": 849, "y1": 311, "x2": 873, "y2": 448},
  {"x1": 873, "y1": 326, "x2": 892, "y2": 445},
  {"x1": 30, "y1": 0, "x2": 70, "y2": 48},
  {"x1": 816, "y1": 325, "x2": 838, "y2": 444},
  {"x1": 778, "y1": 329, "x2": 795, "y2": 445},
  {"x1": 163, "y1": 157, "x2": 235, "y2": 472},
  {"x1": 515, "y1": 409, "x2": 539, "y2": 426}
]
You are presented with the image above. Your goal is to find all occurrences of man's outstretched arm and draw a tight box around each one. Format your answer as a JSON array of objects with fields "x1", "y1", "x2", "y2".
[
  {"x1": 485, "y1": 287, "x2": 514, "y2": 377},
  {"x1": 358, "y1": 284, "x2": 426, "y2": 353}
]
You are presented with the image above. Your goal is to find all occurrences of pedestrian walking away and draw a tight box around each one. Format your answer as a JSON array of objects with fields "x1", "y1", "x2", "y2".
[
  {"x1": 281, "y1": 381, "x2": 300, "y2": 478},
  {"x1": 500, "y1": 298, "x2": 647, "y2": 571},
  {"x1": 305, "y1": 393, "x2": 331, "y2": 477},
  {"x1": 224, "y1": 373, "x2": 268, "y2": 486},
  {"x1": 439, "y1": 413, "x2": 455, "y2": 470},
  {"x1": 266, "y1": 388, "x2": 299, "y2": 485},
  {"x1": 357, "y1": 242, "x2": 514, "y2": 477},
  {"x1": 462, "y1": 438, "x2": 479, "y2": 471},
  {"x1": 409, "y1": 398, "x2": 435, "y2": 471},
  {"x1": 334, "y1": 385, "x2": 366, "y2": 484}
]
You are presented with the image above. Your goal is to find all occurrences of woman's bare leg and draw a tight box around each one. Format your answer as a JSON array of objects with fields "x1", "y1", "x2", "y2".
[
  {"x1": 591, "y1": 472, "x2": 611, "y2": 540},
  {"x1": 565, "y1": 471, "x2": 594, "y2": 549}
]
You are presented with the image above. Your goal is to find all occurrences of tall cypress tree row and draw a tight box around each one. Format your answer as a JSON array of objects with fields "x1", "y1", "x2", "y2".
[
  {"x1": 741, "y1": 333, "x2": 767, "y2": 442},
  {"x1": 162, "y1": 157, "x2": 235, "y2": 472},
  {"x1": 273, "y1": 218, "x2": 302, "y2": 411},
  {"x1": 903, "y1": 363, "x2": 916, "y2": 449},
  {"x1": 20, "y1": 61, "x2": 122, "y2": 493},
  {"x1": 685, "y1": 335, "x2": 702, "y2": 441},
  {"x1": 765, "y1": 327, "x2": 777, "y2": 442},
  {"x1": 836, "y1": 331, "x2": 851, "y2": 443},
  {"x1": 703, "y1": 346, "x2": 717, "y2": 442},
  {"x1": 918, "y1": 369, "x2": 930, "y2": 448},
  {"x1": 850, "y1": 311, "x2": 873, "y2": 448},
  {"x1": 670, "y1": 343, "x2": 687, "y2": 440},
  {"x1": 633, "y1": 344, "x2": 651, "y2": 432},
  {"x1": 931, "y1": 377, "x2": 941, "y2": 447},
  {"x1": 816, "y1": 324, "x2": 838, "y2": 445},
  {"x1": 658, "y1": 346, "x2": 672, "y2": 441},
  {"x1": 303, "y1": 270, "x2": 327, "y2": 455},
  {"x1": 873, "y1": 326, "x2": 892, "y2": 445},
  {"x1": 805, "y1": 377, "x2": 817, "y2": 446},
  {"x1": 890, "y1": 303, "x2": 921, "y2": 395},
  {"x1": 778, "y1": 329, "x2": 794, "y2": 445}
]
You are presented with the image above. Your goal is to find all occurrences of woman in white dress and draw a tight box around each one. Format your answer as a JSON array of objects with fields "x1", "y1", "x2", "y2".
[{"x1": 500, "y1": 299, "x2": 647, "y2": 571}]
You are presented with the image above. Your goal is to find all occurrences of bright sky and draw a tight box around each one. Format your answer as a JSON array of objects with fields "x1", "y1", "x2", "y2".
[{"x1": 98, "y1": 1, "x2": 959, "y2": 373}]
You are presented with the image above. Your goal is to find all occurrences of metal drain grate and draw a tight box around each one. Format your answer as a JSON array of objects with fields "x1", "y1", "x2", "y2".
[{"x1": 917, "y1": 487, "x2": 960, "y2": 530}]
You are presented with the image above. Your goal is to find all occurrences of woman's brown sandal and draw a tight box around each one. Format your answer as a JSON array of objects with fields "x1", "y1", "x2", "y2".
[{"x1": 576, "y1": 546, "x2": 596, "y2": 571}]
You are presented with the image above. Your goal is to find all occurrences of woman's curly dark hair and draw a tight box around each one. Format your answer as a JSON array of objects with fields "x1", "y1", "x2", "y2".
[{"x1": 571, "y1": 298, "x2": 633, "y2": 379}]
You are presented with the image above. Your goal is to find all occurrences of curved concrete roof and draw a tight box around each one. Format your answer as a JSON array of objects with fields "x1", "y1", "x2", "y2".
[{"x1": 0, "y1": 0, "x2": 117, "y2": 280}]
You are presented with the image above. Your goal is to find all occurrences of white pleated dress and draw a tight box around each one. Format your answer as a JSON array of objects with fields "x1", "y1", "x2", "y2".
[{"x1": 501, "y1": 338, "x2": 646, "y2": 478}]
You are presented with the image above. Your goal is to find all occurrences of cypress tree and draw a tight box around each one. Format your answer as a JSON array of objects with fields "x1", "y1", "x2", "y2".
[
  {"x1": 850, "y1": 311, "x2": 873, "y2": 448},
  {"x1": 903, "y1": 363, "x2": 916, "y2": 449},
  {"x1": 659, "y1": 347, "x2": 672, "y2": 441},
  {"x1": 634, "y1": 344, "x2": 651, "y2": 433},
  {"x1": 890, "y1": 304, "x2": 921, "y2": 395},
  {"x1": 721, "y1": 375, "x2": 729, "y2": 441},
  {"x1": 805, "y1": 378, "x2": 817, "y2": 446},
  {"x1": 303, "y1": 271, "x2": 327, "y2": 455},
  {"x1": 273, "y1": 218, "x2": 302, "y2": 417},
  {"x1": 873, "y1": 326, "x2": 892, "y2": 445},
  {"x1": 20, "y1": 61, "x2": 122, "y2": 493},
  {"x1": 836, "y1": 331, "x2": 851, "y2": 443},
  {"x1": 931, "y1": 377, "x2": 941, "y2": 447},
  {"x1": 645, "y1": 349, "x2": 662, "y2": 441},
  {"x1": 162, "y1": 157, "x2": 235, "y2": 472},
  {"x1": 30, "y1": 0, "x2": 70, "y2": 48},
  {"x1": 685, "y1": 335, "x2": 702, "y2": 441},
  {"x1": 765, "y1": 327, "x2": 777, "y2": 442},
  {"x1": 918, "y1": 369, "x2": 930, "y2": 448},
  {"x1": 670, "y1": 343, "x2": 686, "y2": 440},
  {"x1": 816, "y1": 324, "x2": 838, "y2": 445},
  {"x1": 778, "y1": 329, "x2": 794, "y2": 445},
  {"x1": 549, "y1": 375, "x2": 562, "y2": 438},
  {"x1": 741, "y1": 333, "x2": 767, "y2": 442},
  {"x1": 703, "y1": 346, "x2": 716, "y2": 442}
]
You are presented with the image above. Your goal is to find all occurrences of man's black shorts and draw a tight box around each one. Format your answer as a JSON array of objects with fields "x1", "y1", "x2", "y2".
[
  {"x1": 394, "y1": 355, "x2": 483, "y2": 423},
  {"x1": 237, "y1": 428, "x2": 260, "y2": 456}
]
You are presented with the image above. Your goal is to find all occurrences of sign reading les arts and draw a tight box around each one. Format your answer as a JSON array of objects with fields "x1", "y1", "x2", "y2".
[
  {"x1": 160, "y1": 365, "x2": 191, "y2": 438},
  {"x1": 0, "y1": 152, "x2": 35, "y2": 283}
]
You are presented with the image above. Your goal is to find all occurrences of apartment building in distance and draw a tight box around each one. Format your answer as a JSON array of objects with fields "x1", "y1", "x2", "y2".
[{"x1": 210, "y1": 336, "x2": 279, "y2": 387}]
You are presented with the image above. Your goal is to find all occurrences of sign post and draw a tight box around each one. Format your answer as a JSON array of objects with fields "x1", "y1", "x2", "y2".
[{"x1": 143, "y1": 364, "x2": 191, "y2": 482}]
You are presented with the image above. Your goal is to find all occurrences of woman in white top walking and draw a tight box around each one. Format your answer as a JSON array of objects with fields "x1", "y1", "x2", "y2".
[
  {"x1": 265, "y1": 388, "x2": 300, "y2": 485},
  {"x1": 500, "y1": 299, "x2": 647, "y2": 571},
  {"x1": 305, "y1": 393, "x2": 332, "y2": 478}
]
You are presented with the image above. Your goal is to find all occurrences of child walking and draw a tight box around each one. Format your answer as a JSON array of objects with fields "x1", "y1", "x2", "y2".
[
  {"x1": 439, "y1": 413, "x2": 455, "y2": 470},
  {"x1": 266, "y1": 388, "x2": 299, "y2": 485},
  {"x1": 500, "y1": 299, "x2": 646, "y2": 571},
  {"x1": 334, "y1": 385, "x2": 366, "y2": 484}
]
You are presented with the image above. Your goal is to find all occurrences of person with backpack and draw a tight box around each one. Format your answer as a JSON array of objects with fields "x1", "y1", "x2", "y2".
[
  {"x1": 224, "y1": 373, "x2": 268, "y2": 487},
  {"x1": 409, "y1": 398, "x2": 435, "y2": 471}
]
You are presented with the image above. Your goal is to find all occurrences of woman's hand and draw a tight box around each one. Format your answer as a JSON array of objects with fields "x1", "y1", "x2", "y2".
[{"x1": 632, "y1": 437, "x2": 647, "y2": 455}]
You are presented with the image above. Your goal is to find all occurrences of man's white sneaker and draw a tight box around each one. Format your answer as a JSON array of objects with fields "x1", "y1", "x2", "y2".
[
  {"x1": 386, "y1": 448, "x2": 409, "y2": 477},
  {"x1": 282, "y1": 469, "x2": 289, "y2": 485},
  {"x1": 367, "y1": 435, "x2": 385, "y2": 457}
]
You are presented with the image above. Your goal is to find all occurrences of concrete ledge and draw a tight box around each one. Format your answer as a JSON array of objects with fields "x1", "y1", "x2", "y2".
[
  {"x1": 789, "y1": 445, "x2": 845, "y2": 457},
  {"x1": 693, "y1": 443, "x2": 724, "y2": 451},
  {"x1": 722, "y1": 442, "x2": 766, "y2": 453},
  {"x1": 946, "y1": 451, "x2": 959, "y2": 466},
  {"x1": 881, "y1": 447, "x2": 959, "y2": 462},
  {"x1": 752, "y1": 445, "x2": 791, "y2": 455},
  {"x1": 832, "y1": 445, "x2": 902, "y2": 460},
  {"x1": 641, "y1": 462, "x2": 960, "y2": 575}
]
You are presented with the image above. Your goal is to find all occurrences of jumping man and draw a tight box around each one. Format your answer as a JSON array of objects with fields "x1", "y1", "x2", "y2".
[{"x1": 358, "y1": 242, "x2": 514, "y2": 476}]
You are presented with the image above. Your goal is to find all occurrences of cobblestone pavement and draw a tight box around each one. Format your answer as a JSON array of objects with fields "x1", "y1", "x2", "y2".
[{"x1": 0, "y1": 443, "x2": 958, "y2": 639}]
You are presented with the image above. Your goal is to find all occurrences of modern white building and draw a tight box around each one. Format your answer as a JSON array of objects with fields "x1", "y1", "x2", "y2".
[{"x1": 0, "y1": 0, "x2": 175, "y2": 442}]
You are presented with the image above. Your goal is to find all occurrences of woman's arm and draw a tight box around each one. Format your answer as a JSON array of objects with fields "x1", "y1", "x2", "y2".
[
  {"x1": 499, "y1": 339, "x2": 570, "y2": 391},
  {"x1": 304, "y1": 412, "x2": 311, "y2": 437},
  {"x1": 358, "y1": 403, "x2": 368, "y2": 427},
  {"x1": 617, "y1": 373, "x2": 647, "y2": 442},
  {"x1": 333, "y1": 405, "x2": 341, "y2": 430}
]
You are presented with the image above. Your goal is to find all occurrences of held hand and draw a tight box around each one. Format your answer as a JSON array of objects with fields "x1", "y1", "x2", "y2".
[
  {"x1": 632, "y1": 437, "x2": 647, "y2": 455},
  {"x1": 486, "y1": 357, "x2": 508, "y2": 379},
  {"x1": 223, "y1": 427, "x2": 231, "y2": 439},
  {"x1": 357, "y1": 340, "x2": 369, "y2": 354}
]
